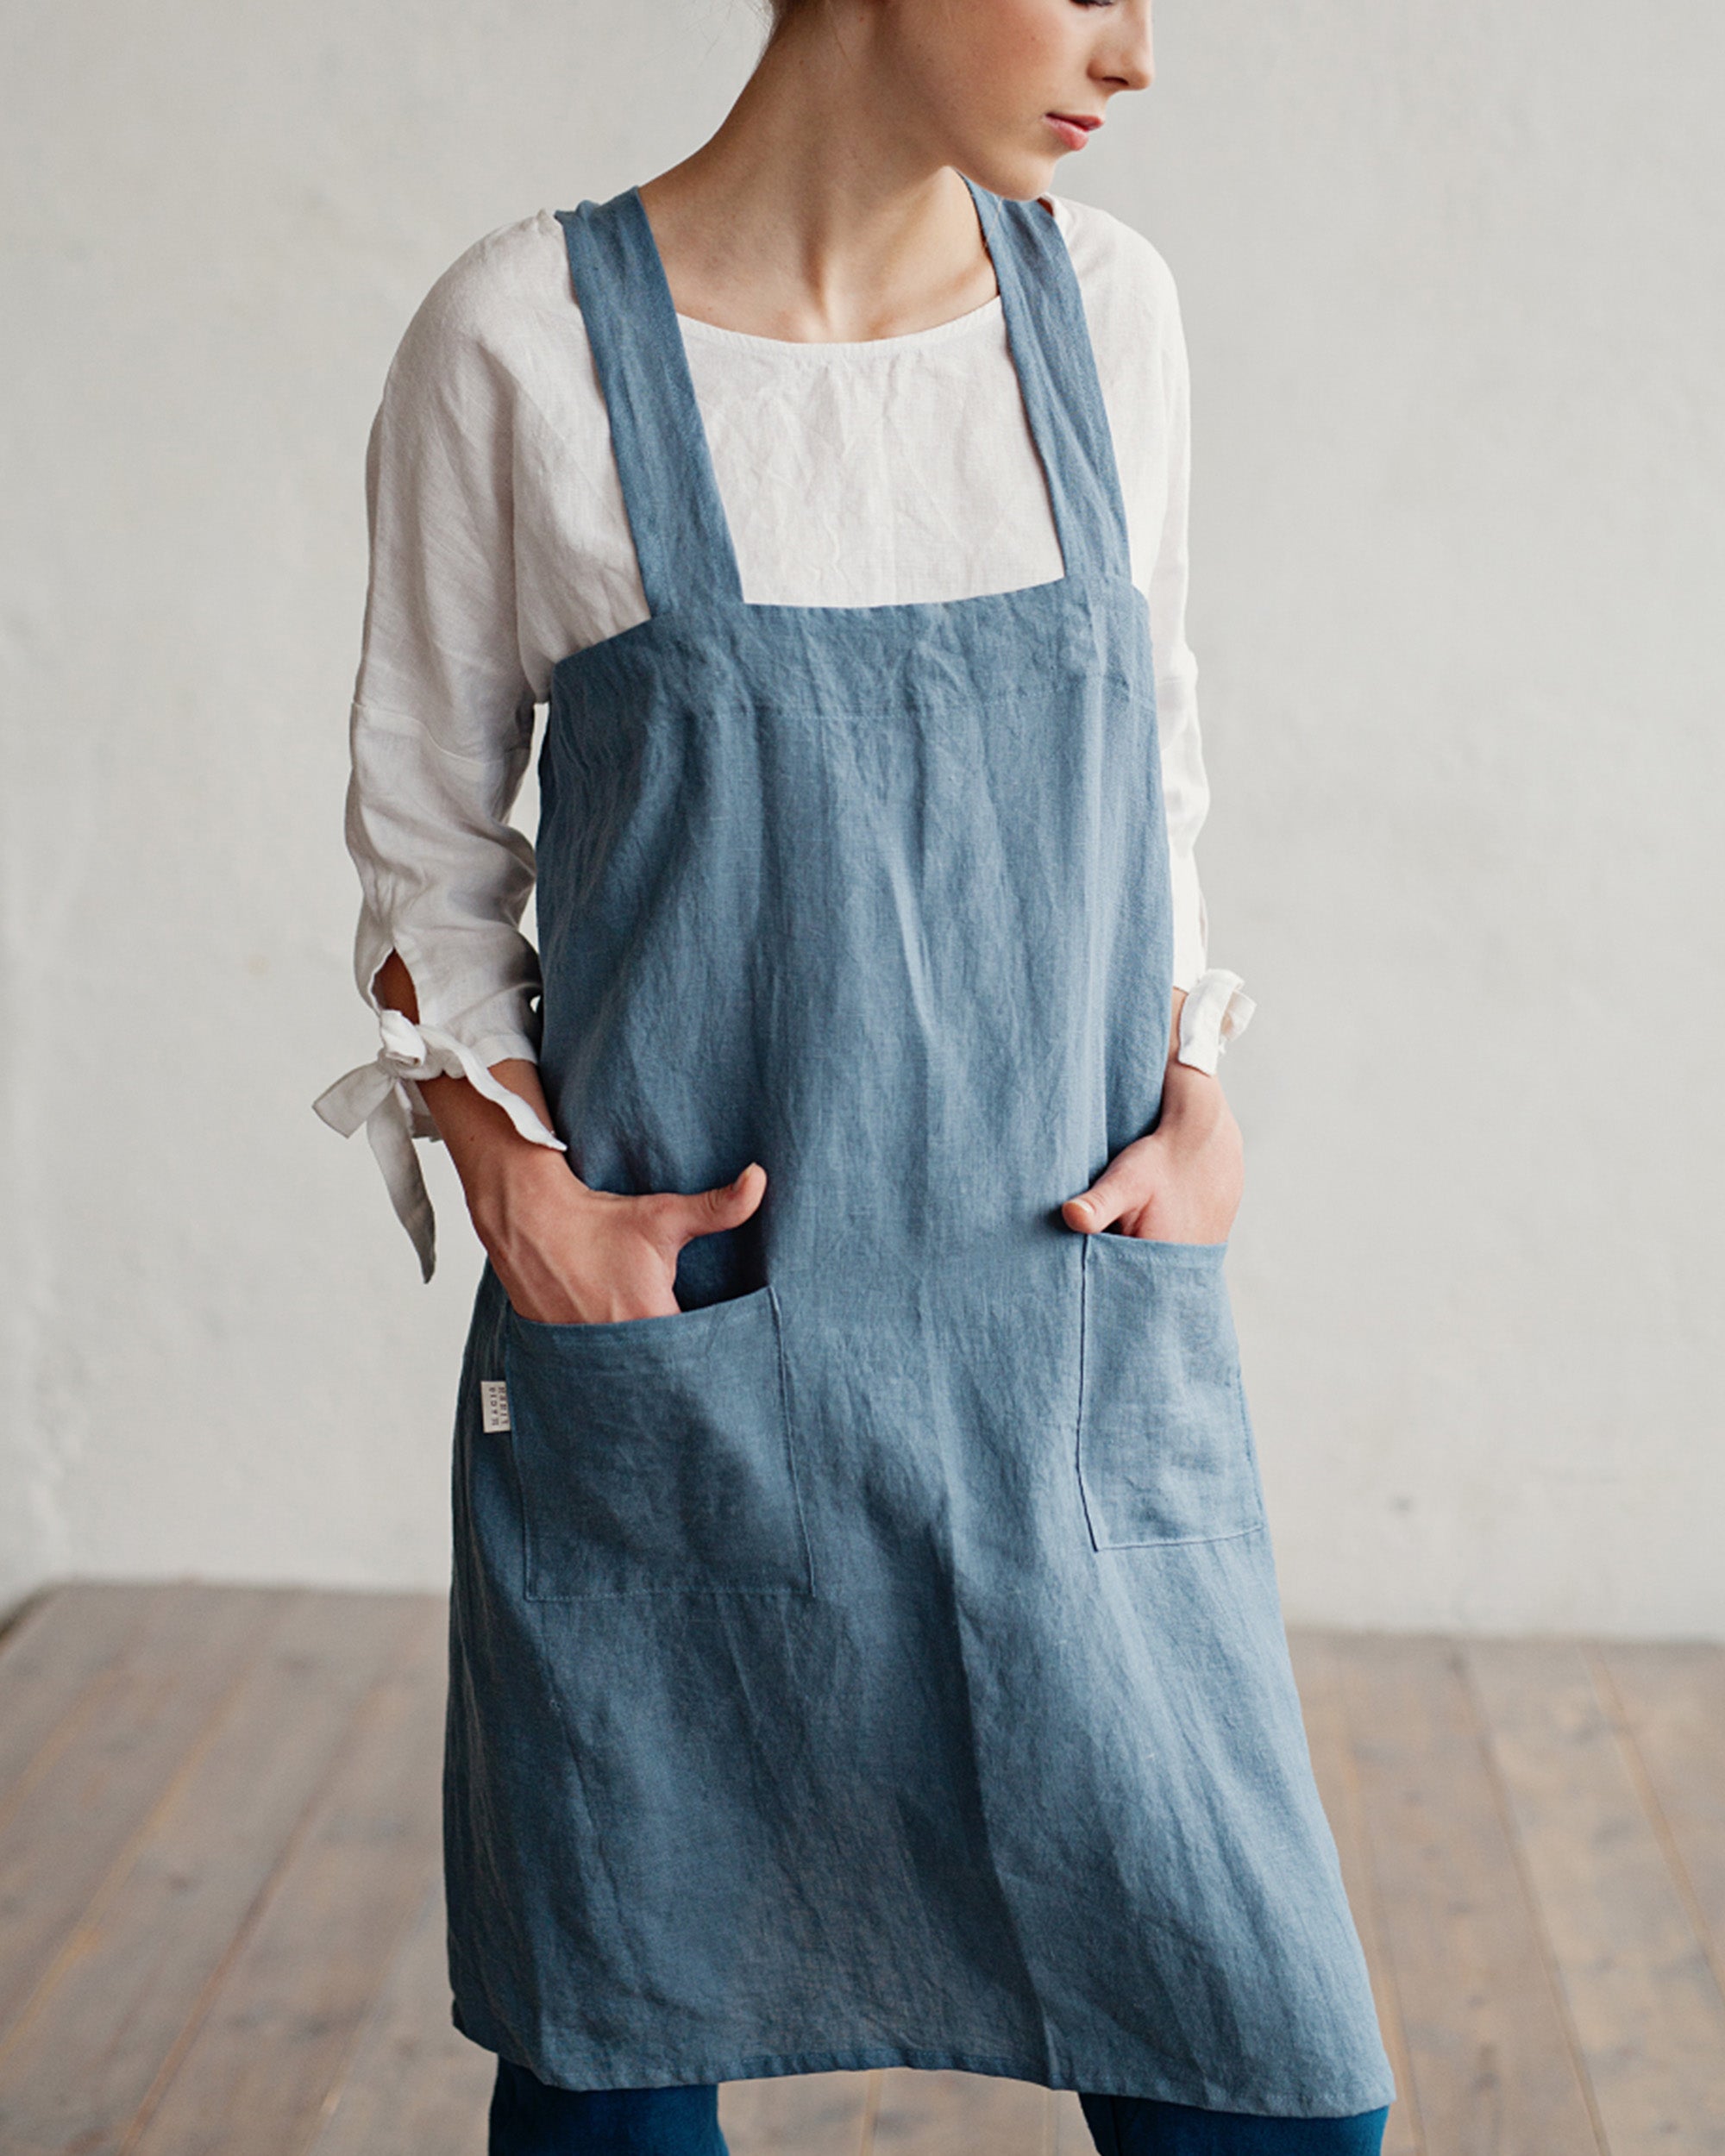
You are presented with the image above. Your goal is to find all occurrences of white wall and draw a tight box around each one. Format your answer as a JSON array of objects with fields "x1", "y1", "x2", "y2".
[{"x1": 3, "y1": 0, "x2": 1720, "y2": 1633}]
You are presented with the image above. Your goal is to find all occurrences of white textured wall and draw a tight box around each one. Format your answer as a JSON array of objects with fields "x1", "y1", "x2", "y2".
[{"x1": 3, "y1": 0, "x2": 1720, "y2": 1633}]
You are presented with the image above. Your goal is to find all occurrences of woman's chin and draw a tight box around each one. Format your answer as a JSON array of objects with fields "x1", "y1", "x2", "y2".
[{"x1": 953, "y1": 146, "x2": 1063, "y2": 204}]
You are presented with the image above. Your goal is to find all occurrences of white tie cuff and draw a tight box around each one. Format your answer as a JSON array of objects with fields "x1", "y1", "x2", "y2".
[
  {"x1": 1175, "y1": 968, "x2": 1257, "y2": 1076},
  {"x1": 313, "y1": 1007, "x2": 566, "y2": 1282}
]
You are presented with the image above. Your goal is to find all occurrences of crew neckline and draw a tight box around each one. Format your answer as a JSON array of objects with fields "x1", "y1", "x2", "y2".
[{"x1": 672, "y1": 291, "x2": 1006, "y2": 357}]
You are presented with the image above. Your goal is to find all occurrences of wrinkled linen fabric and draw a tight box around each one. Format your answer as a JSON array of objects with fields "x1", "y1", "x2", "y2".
[
  {"x1": 317, "y1": 192, "x2": 1251, "y2": 1270},
  {"x1": 441, "y1": 182, "x2": 1394, "y2": 2121}
]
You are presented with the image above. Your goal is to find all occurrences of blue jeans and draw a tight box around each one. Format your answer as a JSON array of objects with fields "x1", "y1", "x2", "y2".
[{"x1": 488, "y1": 2059, "x2": 1389, "y2": 2154}]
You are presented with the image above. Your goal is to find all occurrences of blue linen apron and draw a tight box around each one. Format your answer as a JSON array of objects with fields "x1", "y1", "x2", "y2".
[{"x1": 443, "y1": 179, "x2": 1396, "y2": 2120}]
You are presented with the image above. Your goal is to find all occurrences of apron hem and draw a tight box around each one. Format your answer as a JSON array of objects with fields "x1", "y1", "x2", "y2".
[{"x1": 449, "y1": 1994, "x2": 1398, "y2": 2120}]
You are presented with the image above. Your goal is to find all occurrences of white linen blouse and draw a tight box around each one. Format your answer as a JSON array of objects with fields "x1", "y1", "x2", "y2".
[{"x1": 316, "y1": 191, "x2": 1255, "y2": 1278}]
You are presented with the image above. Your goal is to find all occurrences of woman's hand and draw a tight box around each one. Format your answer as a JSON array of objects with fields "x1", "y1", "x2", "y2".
[
  {"x1": 471, "y1": 1145, "x2": 767, "y2": 1326},
  {"x1": 1061, "y1": 991, "x2": 1245, "y2": 1244},
  {"x1": 371, "y1": 950, "x2": 765, "y2": 1323}
]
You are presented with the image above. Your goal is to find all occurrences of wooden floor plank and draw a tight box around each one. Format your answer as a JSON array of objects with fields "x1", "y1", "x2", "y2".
[
  {"x1": 5, "y1": 1594, "x2": 1722, "y2": 2156},
  {"x1": 0, "y1": 1584, "x2": 166, "y2": 1803},
  {"x1": 0, "y1": 1584, "x2": 293, "y2": 2039},
  {"x1": 309, "y1": 1871, "x2": 494, "y2": 2156},
  {"x1": 719, "y1": 2067, "x2": 874, "y2": 2154},
  {"x1": 1468, "y1": 1639, "x2": 1725, "y2": 2153},
  {"x1": 125, "y1": 1595, "x2": 448, "y2": 2156},
  {"x1": 1288, "y1": 1629, "x2": 1423, "y2": 2156},
  {"x1": 1050, "y1": 2089, "x2": 1090, "y2": 2154},
  {"x1": 0, "y1": 1589, "x2": 414, "y2": 2156},
  {"x1": 869, "y1": 2069, "x2": 1051, "y2": 2154},
  {"x1": 1595, "y1": 1642, "x2": 1725, "y2": 1989},
  {"x1": 1336, "y1": 1633, "x2": 1602, "y2": 2156}
]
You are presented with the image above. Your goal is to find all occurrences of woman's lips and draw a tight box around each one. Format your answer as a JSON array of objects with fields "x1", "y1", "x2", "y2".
[{"x1": 1045, "y1": 113, "x2": 1102, "y2": 152}]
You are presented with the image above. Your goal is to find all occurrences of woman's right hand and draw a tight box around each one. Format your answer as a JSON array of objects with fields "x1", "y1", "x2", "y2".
[
  {"x1": 369, "y1": 950, "x2": 766, "y2": 1324},
  {"x1": 471, "y1": 1145, "x2": 768, "y2": 1326}
]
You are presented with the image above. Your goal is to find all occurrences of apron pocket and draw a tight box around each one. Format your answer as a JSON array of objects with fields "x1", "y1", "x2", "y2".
[
  {"x1": 501, "y1": 1284, "x2": 811, "y2": 1599},
  {"x1": 1077, "y1": 1233, "x2": 1264, "y2": 1551}
]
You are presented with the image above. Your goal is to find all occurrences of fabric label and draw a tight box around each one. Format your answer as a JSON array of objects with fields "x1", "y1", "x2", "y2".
[{"x1": 480, "y1": 1380, "x2": 511, "y2": 1434}]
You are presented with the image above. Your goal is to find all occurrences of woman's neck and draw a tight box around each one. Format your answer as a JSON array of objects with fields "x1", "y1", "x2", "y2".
[{"x1": 636, "y1": 15, "x2": 1000, "y2": 344}]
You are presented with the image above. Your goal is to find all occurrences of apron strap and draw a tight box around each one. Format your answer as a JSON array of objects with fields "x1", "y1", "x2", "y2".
[
  {"x1": 963, "y1": 179, "x2": 1133, "y2": 589},
  {"x1": 557, "y1": 179, "x2": 1131, "y2": 613},
  {"x1": 556, "y1": 192, "x2": 746, "y2": 615}
]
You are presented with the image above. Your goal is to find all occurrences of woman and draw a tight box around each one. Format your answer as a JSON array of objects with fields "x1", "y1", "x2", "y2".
[{"x1": 317, "y1": 2, "x2": 1397, "y2": 2150}]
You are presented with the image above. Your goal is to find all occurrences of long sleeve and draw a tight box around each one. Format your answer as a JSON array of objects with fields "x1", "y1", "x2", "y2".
[
  {"x1": 314, "y1": 242, "x2": 567, "y2": 1279},
  {"x1": 1143, "y1": 279, "x2": 1255, "y2": 1074},
  {"x1": 1147, "y1": 287, "x2": 1207, "y2": 994}
]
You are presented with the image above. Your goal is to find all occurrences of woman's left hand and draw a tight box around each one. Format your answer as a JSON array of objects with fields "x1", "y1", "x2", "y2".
[{"x1": 1061, "y1": 1029, "x2": 1245, "y2": 1245}]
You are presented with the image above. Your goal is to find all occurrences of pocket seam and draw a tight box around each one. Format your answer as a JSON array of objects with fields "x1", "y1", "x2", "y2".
[
  {"x1": 502, "y1": 1280, "x2": 776, "y2": 1351},
  {"x1": 503, "y1": 1284, "x2": 813, "y2": 1601},
  {"x1": 1076, "y1": 1237, "x2": 1264, "y2": 1554},
  {"x1": 1088, "y1": 1371, "x2": 1264, "y2": 1551}
]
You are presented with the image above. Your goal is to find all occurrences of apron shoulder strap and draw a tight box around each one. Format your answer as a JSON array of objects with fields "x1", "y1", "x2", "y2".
[
  {"x1": 963, "y1": 180, "x2": 1133, "y2": 588},
  {"x1": 558, "y1": 180, "x2": 1132, "y2": 615},
  {"x1": 556, "y1": 192, "x2": 745, "y2": 616}
]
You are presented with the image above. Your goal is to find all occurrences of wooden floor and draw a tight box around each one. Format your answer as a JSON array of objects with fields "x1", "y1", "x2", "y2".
[{"x1": 0, "y1": 1587, "x2": 1721, "y2": 2155}]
